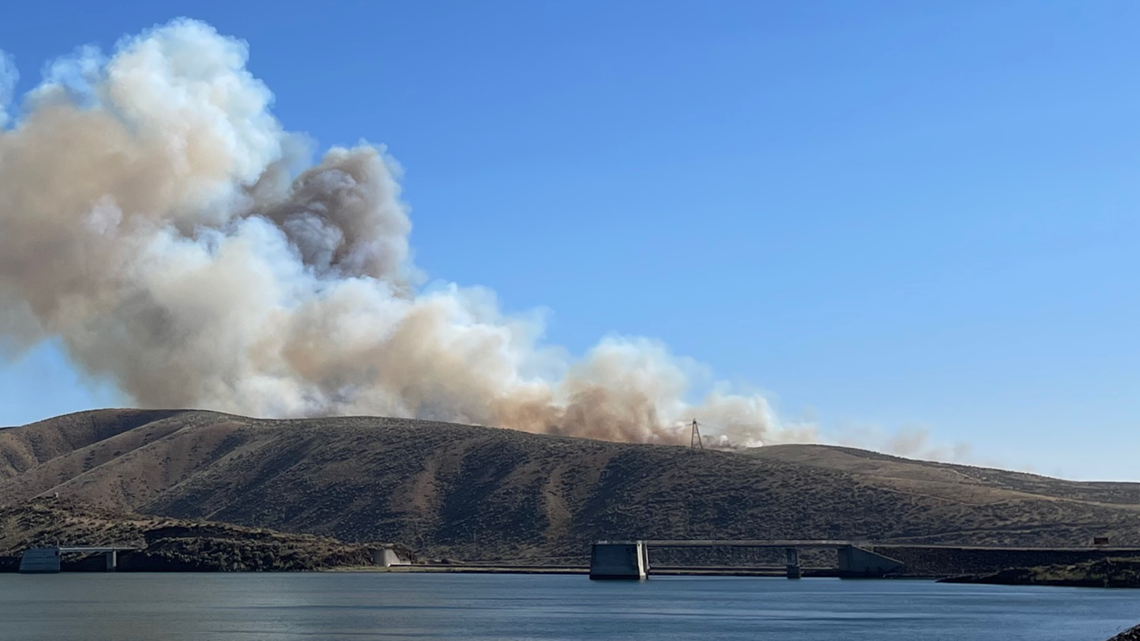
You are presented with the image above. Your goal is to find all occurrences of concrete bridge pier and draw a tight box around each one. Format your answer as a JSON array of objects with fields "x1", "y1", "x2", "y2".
[
  {"x1": 18, "y1": 548, "x2": 62, "y2": 573},
  {"x1": 104, "y1": 550, "x2": 117, "y2": 572},
  {"x1": 784, "y1": 547, "x2": 802, "y2": 579},
  {"x1": 370, "y1": 547, "x2": 410, "y2": 567},
  {"x1": 837, "y1": 546, "x2": 903, "y2": 577},
  {"x1": 589, "y1": 541, "x2": 648, "y2": 580}
]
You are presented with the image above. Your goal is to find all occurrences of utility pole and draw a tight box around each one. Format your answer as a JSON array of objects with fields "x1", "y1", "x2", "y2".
[{"x1": 690, "y1": 419, "x2": 704, "y2": 451}]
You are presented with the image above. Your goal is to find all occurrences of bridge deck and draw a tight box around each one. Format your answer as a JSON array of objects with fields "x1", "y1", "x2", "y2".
[
  {"x1": 601, "y1": 540, "x2": 1140, "y2": 552},
  {"x1": 640, "y1": 540, "x2": 853, "y2": 549},
  {"x1": 57, "y1": 546, "x2": 137, "y2": 553},
  {"x1": 870, "y1": 543, "x2": 1140, "y2": 552}
]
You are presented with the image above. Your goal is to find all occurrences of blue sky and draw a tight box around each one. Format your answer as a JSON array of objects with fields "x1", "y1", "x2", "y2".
[{"x1": 0, "y1": 1, "x2": 1137, "y2": 479}]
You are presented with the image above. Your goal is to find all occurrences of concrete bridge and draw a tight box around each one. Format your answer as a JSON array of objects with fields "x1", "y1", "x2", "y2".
[
  {"x1": 589, "y1": 540, "x2": 904, "y2": 580},
  {"x1": 19, "y1": 546, "x2": 137, "y2": 573}
]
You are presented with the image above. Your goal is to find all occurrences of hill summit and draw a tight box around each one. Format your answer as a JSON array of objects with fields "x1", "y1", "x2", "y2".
[{"x1": 3, "y1": 409, "x2": 1139, "y2": 562}]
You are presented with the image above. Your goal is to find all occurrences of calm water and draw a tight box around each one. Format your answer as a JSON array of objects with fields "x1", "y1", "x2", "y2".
[{"x1": 0, "y1": 573, "x2": 1137, "y2": 641}]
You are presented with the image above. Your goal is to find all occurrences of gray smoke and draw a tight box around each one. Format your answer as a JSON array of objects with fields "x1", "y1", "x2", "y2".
[{"x1": 0, "y1": 19, "x2": 815, "y2": 446}]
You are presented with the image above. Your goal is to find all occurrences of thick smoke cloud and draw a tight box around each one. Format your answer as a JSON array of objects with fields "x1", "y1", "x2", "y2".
[{"x1": 0, "y1": 19, "x2": 813, "y2": 446}]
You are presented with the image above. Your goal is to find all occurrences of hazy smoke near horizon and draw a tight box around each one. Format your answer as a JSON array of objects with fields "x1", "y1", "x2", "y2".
[{"x1": 0, "y1": 19, "x2": 817, "y2": 446}]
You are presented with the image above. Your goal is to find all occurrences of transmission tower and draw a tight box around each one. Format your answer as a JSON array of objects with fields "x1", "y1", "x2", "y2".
[{"x1": 689, "y1": 419, "x2": 704, "y2": 451}]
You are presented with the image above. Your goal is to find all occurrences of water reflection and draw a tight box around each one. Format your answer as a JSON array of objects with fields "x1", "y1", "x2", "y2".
[{"x1": 0, "y1": 574, "x2": 1136, "y2": 641}]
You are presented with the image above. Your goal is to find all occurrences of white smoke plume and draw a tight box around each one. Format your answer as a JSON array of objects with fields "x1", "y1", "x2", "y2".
[
  {"x1": 832, "y1": 423, "x2": 982, "y2": 466},
  {"x1": 0, "y1": 19, "x2": 809, "y2": 446}
]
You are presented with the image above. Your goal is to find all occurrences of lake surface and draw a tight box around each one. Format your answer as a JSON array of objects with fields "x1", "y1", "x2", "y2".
[{"x1": 0, "y1": 573, "x2": 1137, "y2": 640}]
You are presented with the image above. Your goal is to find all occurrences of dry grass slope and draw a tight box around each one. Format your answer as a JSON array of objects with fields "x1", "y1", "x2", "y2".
[{"x1": 3, "y1": 409, "x2": 1139, "y2": 562}]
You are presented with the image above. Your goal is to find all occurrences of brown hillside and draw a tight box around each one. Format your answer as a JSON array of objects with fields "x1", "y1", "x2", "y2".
[
  {"x1": 2, "y1": 409, "x2": 1139, "y2": 562},
  {"x1": 750, "y1": 444, "x2": 1140, "y2": 505}
]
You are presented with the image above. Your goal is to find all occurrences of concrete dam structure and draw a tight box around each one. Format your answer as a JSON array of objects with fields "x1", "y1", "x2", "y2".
[
  {"x1": 589, "y1": 540, "x2": 1140, "y2": 580},
  {"x1": 18, "y1": 546, "x2": 136, "y2": 573},
  {"x1": 590, "y1": 541, "x2": 652, "y2": 579},
  {"x1": 588, "y1": 540, "x2": 904, "y2": 580}
]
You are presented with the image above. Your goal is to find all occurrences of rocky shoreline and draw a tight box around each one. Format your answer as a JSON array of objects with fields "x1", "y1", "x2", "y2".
[
  {"x1": 1108, "y1": 625, "x2": 1140, "y2": 641},
  {"x1": 938, "y1": 558, "x2": 1140, "y2": 589}
]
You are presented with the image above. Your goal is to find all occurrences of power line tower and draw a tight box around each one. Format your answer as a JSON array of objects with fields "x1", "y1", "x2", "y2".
[{"x1": 689, "y1": 419, "x2": 704, "y2": 451}]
